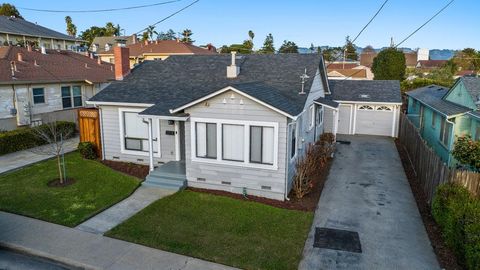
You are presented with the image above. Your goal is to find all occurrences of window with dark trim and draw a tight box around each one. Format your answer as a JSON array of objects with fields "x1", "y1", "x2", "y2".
[
  {"x1": 250, "y1": 126, "x2": 274, "y2": 165},
  {"x1": 61, "y1": 86, "x2": 72, "y2": 108},
  {"x1": 61, "y1": 85, "x2": 82, "y2": 109},
  {"x1": 32, "y1": 88, "x2": 45, "y2": 104},
  {"x1": 196, "y1": 122, "x2": 217, "y2": 159}
]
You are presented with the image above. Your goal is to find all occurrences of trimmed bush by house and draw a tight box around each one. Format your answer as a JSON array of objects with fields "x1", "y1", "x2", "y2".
[
  {"x1": 432, "y1": 183, "x2": 480, "y2": 270},
  {"x1": 78, "y1": 142, "x2": 97, "y2": 159},
  {"x1": 0, "y1": 121, "x2": 76, "y2": 155}
]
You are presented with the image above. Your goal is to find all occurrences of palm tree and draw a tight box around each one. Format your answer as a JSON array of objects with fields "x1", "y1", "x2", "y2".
[
  {"x1": 180, "y1": 29, "x2": 194, "y2": 43},
  {"x1": 65, "y1": 16, "x2": 77, "y2": 37},
  {"x1": 248, "y1": 30, "x2": 255, "y2": 41},
  {"x1": 146, "y1": 25, "x2": 158, "y2": 41}
]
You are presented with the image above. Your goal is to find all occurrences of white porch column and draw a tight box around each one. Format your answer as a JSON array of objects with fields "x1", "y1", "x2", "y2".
[
  {"x1": 174, "y1": 121, "x2": 181, "y2": 161},
  {"x1": 148, "y1": 118, "x2": 154, "y2": 172}
]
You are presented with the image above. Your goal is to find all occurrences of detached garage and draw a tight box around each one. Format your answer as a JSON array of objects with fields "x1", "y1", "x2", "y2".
[{"x1": 316, "y1": 80, "x2": 402, "y2": 137}]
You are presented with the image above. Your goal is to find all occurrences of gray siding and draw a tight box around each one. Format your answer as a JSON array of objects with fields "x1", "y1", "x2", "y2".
[
  {"x1": 185, "y1": 90, "x2": 288, "y2": 200},
  {"x1": 99, "y1": 105, "x2": 176, "y2": 165}
]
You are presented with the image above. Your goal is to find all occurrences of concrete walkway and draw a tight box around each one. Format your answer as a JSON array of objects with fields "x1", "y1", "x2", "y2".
[
  {"x1": 299, "y1": 135, "x2": 440, "y2": 270},
  {"x1": 76, "y1": 186, "x2": 175, "y2": 234},
  {"x1": 0, "y1": 137, "x2": 79, "y2": 174},
  {"x1": 0, "y1": 211, "x2": 237, "y2": 270}
]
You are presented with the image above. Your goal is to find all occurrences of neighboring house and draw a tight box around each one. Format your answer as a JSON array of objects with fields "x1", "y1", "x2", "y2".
[
  {"x1": 416, "y1": 60, "x2": 448, "y2": 69},
  {"x1": 326, "y1": 62, "x2": 373, "y2": 80},
  {"x1": 318, "y1": 80, "x2": 402, "y2": 137},
  {"x1": 360, "y1": 46, "x2": 420, "y2": 68},
  {"x1": 90, "y1": 35, "x2": 137, "y2": 54},
  {"x1": 0, "y1": 46, "x2": 114, "y2": 130},
  {"x1": 406, "y1": 77, "x2": 480, "y2": 165},
  {"x1": 0, "y1": 16, "x2": 83, "y2": 50},
  {"x1": 97, "y1": 40, "x2": 217, "y2": 68},
  {"x1": 87, "y1": 47, "x2": 402, "y2": 200}
]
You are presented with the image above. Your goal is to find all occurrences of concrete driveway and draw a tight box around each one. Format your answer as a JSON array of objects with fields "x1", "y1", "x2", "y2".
[{"x1": 299, "y1": 135, "x2": 440, "y2": 270}]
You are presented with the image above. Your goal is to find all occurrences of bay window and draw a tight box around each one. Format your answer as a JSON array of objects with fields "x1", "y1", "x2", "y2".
[
  {"x1": 196, "y1": 122, "x2": 217, "y2": 158},
  {"x1": 192, "y1": 118, "x2": 278, "y2": 169}
]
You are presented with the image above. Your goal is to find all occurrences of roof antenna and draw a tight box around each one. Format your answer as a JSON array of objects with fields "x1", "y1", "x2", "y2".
[{"x1": 299, "y1": 68, "x2": 309, "y2": 95}]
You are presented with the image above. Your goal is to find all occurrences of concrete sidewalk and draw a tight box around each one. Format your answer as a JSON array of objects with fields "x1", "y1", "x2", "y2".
[
  {"x1": 0, "y1": 211, "x2": 237, "y2": 270},
  {"x1": 76, "y1": 186, "x2": 174, "y2": 234},
  {"x1": 0, "y1": 137, "x2": 79, "y2": 174},
  {"x1": 299, "y1": 135, "x2": 440, "y2": 270}
]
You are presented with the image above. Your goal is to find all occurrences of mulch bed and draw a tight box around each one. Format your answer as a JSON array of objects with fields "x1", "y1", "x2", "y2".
[
  {"x1": 101, "y1": 160, "x2": 149, "y2": 179},
  {"x1": 395, "y1": 140, "x2": 463, "y2": 270},
  {"x1": 47, "y1": 178, "x2": 76, "y2": 187},
  {"x1": 188, "y1": 159, "x2": 332, "y2": 212}
]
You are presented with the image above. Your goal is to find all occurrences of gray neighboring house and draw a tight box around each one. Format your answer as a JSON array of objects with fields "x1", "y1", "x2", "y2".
[
  {"x1": 88, "y1": 48, "x2": 401, "y2": 200},
  {"x1": 0, "y1": 15, "x2": 83, "y2": 50}
]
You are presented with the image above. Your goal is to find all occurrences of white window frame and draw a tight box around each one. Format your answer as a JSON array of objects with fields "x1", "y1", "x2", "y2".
[
  {"x1": 358, "y1": 105, "x2": 374, "y2": 111},
  {"x1": 118, "y1": 108, "x2": 161, "y2": 157},
  {"x1": 190, "y1": 117, "x2": 279, "y2": 170},
  {"x1": 316, "y1": 105, "x2": 324, "y2": 126},
  {"x1": 375, "y1": 105, "x2": 393, "y2": 111},
  {"x1": 290, "y1": 122, "x2": 298, "y2": 162},
  {"x1": 308, "y1": 105, "x2": 315, "y2": 130}
]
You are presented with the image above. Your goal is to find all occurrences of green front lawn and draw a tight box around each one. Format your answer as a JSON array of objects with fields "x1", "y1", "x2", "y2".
[
  {"x1": 0, "y1": 152, "x2": 140, "y2": 227},
  {"x1": 106, "y1": 191, "x2": 313, "y2": 270}
]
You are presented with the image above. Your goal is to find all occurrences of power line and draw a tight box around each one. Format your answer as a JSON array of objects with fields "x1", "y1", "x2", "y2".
[
  {"x1": 340, "y1": 0, "x2": 456, "y2": 81},
  {"x1": 395, "y1": 0, "x2": 455, "y2": 48},
  {"x1": 17, "y1": 0, "x2": 181, "y2": 13},
  {"x1": 135, "y1": 0, "x2": 200, "y2": 35}
]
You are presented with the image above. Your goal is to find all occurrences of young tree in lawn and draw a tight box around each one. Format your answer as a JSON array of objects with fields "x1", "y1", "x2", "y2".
[
  {"x1": 259, "y1": 33, "x2": 275, "y2": 54},
  {"x1": 65, "y1": 16, "x2": 77, "y2": 37},
  {"x1": 0, "y1": 3, "x2": 22, "y2": 19},
  {"x1": 30, "y1": 121, "x2": 74, "y2": 184},
  {"x1": 372, "y1": 47, "x2": 406, "y2": 80},
  {"x1": 278, "y1": 40, "x2": 298, "y2": 53}
]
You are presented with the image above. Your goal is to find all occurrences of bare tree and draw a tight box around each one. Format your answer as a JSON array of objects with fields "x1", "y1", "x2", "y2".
[{"x1": 30, "y1": 120, "x2": 74, "y2": 184}]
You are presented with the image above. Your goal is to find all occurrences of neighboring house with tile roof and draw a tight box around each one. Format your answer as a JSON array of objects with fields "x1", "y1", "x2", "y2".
[
  {"x1": 87, "y1": 48, "x2": 402, "y2": 200},
  {"x1": 0, "y1": 16, "x2": 83, "y2": 50},
  {"x1": 90, "y1": 35, "x2": 137, "y2": 54},
  {"x1": 97, "y1": 40, "x2": 217, "y2": 68},
  {"x1": 0, "y1": 46, "x2": 114, "y2": 130},
  {"x1": 406, "y1": 77, "x2": 480, "y2": 165}
]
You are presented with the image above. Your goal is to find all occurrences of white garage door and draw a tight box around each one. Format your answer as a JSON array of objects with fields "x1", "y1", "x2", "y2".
[{"x1": 355, "y1": 105, "x2": 394, "y2": 136}]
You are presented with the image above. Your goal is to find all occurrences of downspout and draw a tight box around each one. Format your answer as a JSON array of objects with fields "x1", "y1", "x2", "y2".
[{"x1": 446, "y1": 117, "x2": 455, "y2": 166}]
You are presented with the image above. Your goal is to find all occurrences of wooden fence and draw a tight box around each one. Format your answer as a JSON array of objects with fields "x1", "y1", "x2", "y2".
[{"x1": 398, "y1": 113, "x2": 480, "y2": 202}]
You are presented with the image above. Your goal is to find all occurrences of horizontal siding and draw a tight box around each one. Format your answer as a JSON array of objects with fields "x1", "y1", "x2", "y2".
[
  {"x1": 324, "y1": 107, "x2": 335, "y2": 133},
  {"x1": 185, "y1": 90, "x2": 288, "y2": 199},
  {"x1": 100, "y1": 106, "x2": 176, "y2": 165}
]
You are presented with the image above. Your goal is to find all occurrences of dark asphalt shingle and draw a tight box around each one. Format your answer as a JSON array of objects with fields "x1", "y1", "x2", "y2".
[
  {"x1": 407, "y1": 85, "x2": 471, "y2": 116},
  {"x1": 314, "y1": 97, "x2": 339, "y2": 108},
  {"x1": 90, "y1": 54, "x2": 323, "y2": 116},
  {"x1": 462, "y1": 77, "x2": 480, "y2": 101},
  {"x1": 0, "y1": 16, "x2": 79, "y2": 41},
  {"x1": 327, "y1": 80, "x2": 402, "y2": 103}
]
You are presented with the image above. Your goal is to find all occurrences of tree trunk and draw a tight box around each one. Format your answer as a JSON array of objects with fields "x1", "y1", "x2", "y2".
[{"x1": 57, "y1": 155, "x2": 64, "y2": 184}]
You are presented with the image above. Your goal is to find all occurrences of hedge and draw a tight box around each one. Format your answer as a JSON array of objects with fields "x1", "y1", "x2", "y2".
[
  {"x1": 432, "y1": 183, "x2": 480, "y2": 270},
  {"x1": 78, "y1": 142, "x2": 97, "y2": 160},
  {"x1": 0, "y1": 121, "x2": 76, "y2": 155}
]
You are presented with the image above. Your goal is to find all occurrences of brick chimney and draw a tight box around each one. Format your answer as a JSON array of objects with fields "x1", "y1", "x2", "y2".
[{"x1": 114, "y1": 45, "x2": 130, "y2": 80}]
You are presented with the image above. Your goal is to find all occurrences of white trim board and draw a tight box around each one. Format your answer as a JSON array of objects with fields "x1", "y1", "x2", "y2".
[
  {"x1": 87, "y1": 101, "x2": 154, "y2": 107},
  {"x1": 171, "y1": 86, "x2": 296, "y2": 120}
]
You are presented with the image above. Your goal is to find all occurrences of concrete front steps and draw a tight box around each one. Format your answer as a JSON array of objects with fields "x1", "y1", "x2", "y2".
[{"x1": 142, "y1": 169, "x2": 187, "y2": 191}]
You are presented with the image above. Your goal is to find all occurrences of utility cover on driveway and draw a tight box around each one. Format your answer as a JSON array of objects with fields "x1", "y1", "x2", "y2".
[{"x1": 313, "y1": 227, "x2": 362, "y2": 253}]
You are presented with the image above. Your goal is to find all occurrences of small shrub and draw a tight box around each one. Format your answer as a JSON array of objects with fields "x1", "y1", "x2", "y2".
[
  {"x1": 78, "y1": 142, "x2": 97, "y2": 160},
  {"x1": 432, "y1": 183, "x2": 480, "y2": 270},
  {"x1": 0, "y1": 121, "x2": 76, "y2": 155},
  {"x1": 452, "y1": 136, "x2": 480, "y2": 171},
  {"x1": 292, "y1": 135, "x2": 335, "y2": 199}
]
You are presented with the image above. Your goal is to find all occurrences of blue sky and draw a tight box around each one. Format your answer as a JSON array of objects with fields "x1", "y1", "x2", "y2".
[{"x1": 9, "y1": 0, "x2": 479, "y2": 50}]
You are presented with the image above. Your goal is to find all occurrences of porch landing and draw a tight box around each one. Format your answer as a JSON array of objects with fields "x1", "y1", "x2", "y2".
[{"x1": 142, "y1": 161, "x2": 187, "y2": 191}]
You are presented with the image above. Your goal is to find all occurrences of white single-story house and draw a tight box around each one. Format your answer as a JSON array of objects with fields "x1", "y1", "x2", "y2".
[{"x1": 87, "y1": 47, "x2": 401, "y2": 200}]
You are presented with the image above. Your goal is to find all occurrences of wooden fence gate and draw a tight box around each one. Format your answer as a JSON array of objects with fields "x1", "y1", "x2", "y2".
[{"x1": 78, "y1": 108, "x2": 102, "y2": 159}]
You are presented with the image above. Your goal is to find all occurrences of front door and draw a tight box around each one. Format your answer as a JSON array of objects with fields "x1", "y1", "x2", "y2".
[{"x1": 337, "y1": 105, "x2": 351, "y2": 134}]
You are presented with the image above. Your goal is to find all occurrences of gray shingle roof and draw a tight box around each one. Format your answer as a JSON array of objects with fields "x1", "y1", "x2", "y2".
[
  {"x1": 0, "y1": 16, "x2": 79, "y2": 41},
  {"x1": 314, "y1": 97, "x2": 339, "y2": 108},
  {"x1": 462, "y1": 77, "x2": 480, "y2": 101},
  {"x1": 407, "y1": 85, "x2": 471, "y2": 116},
  {"x1": 468, "y1": 111, "x2": 480, "y2": 119},
  {"x1": 327, "y1": 80, "x2": 402, "y2": 103},
  {"x1": 90, "y1": 54, "x2": 323, "y2": 116}
]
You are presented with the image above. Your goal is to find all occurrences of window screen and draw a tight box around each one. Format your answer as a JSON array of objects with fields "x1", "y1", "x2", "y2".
[
  {"x1": 222, "y1": 124, "x2": 244, "y2": 161},
  {"x1": 196, "y1": 122, "x2": 217, "y2": 158},
  {"x1": 250, "y1": 126, "x2": 274, "y2": 164}
]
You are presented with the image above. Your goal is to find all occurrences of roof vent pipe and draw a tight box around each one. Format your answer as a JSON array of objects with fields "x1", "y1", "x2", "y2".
[{"x1": 227, "y1": 51, "x2": 240, "y2": 78}]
